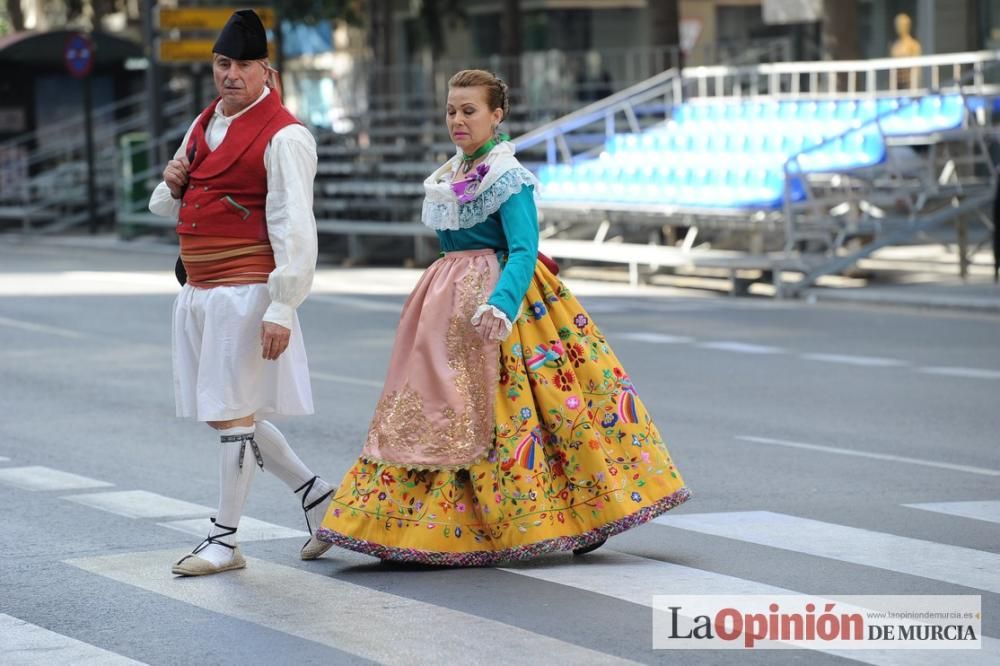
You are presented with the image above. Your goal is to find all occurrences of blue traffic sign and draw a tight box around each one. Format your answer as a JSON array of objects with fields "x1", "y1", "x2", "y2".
[{"x1": 64, "y1": 33, "x2": 94, "y2": 78}]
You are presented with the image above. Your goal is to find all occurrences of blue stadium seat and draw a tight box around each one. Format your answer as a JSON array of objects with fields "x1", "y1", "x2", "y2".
[
  {"x1": 880, "y1": 98, "x2": 920, "y2": 135},
  {"x1": 917, "y1": 94, "x2": 965, "y2": 132},
  {"x1": 857, "y1": 99, "x2": 878, "y2": 121},
  {"x1": 540, "y1": 91, "x2": 977, "y2": 209}
]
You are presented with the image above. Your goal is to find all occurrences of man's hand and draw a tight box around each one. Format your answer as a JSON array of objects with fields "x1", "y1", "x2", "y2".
[
  {"x1": 164, "y1": 154, "x2": 191, "y2": 199},
  {"x1": 473, "y1": 308, "x2": 508, "y2": 343},
  {"x1": 261, "y1": 322, "x2": 291, "y2": 360}
]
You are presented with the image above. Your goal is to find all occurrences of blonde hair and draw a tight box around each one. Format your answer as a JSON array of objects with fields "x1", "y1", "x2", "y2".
[{"x1": 448, "y1": 69, "x2": 510, "y2": 121}]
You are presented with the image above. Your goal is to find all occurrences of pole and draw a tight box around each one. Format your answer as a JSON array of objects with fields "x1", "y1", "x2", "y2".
[
  {"x1": 191, "y1": 64, "x2": 204, "y2": 114},
  {"x1": 142, "y1": 0, "x2": 164, "y2": 168},
  {"x1": 83, "y1": 69, "x2": 98, "y2": 233}
]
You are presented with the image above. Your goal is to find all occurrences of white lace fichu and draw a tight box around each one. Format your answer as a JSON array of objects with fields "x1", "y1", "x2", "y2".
[{"x1": 422, "y1": 142, "x2": 541, "y2": 231}]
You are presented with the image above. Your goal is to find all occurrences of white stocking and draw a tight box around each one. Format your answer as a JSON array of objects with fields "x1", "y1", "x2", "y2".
[
  {"x1": 254, "y1": 420, "x2": 331, "y2": 531},
  {"x1": 196, "y1": 425, "x2": 258, "y2": 566}
]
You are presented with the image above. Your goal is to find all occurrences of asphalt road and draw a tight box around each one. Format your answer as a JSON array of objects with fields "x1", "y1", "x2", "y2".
[{"x1": 1, "y1": 239, "x2": 998, "y2": 665}]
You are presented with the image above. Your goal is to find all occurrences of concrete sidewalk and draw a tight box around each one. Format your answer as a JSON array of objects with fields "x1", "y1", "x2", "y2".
[
  {"x1": 805, "y1": 278, "x2": 1000, "y2": 314},
  {"x1": 805, "y1": 244, "x2": 1000, "y2": 314}
]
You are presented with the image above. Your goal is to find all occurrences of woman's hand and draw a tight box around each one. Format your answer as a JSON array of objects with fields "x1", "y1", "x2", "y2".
[{"x1": 473, "y1": 307, "x2": 509, "y2": 343}]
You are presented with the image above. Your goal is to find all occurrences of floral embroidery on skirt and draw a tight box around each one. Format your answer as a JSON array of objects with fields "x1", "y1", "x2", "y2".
[{"x1": 318, "y1": 260, "x2": 691, "y2": 565}]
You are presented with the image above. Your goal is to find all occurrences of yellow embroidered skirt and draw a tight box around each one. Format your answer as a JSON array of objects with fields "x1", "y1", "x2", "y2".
[{"x1": 317, "y1": 260, "x2": 691, "y2": 565}]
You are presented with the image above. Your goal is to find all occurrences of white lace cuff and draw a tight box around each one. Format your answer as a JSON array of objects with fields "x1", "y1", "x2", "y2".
[{"x1": 470, "y1": 304, "x2": 513, "y2": 340}]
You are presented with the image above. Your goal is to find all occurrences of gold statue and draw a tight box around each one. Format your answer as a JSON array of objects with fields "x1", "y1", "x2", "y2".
[{"x1": 890, "y1": 13, "x2": 922, "y2": 89}]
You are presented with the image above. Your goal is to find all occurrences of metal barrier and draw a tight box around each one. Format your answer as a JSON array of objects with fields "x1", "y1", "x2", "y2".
[
  {"x1": 520, "y1": 50, "x2": 1000, "y2": 294},
  {"x1": 0, "y1": 86, "x2": 197, "y2": 233},
  {"x1": 777, "y1": 72, "x2": 999, "y2": 295}
]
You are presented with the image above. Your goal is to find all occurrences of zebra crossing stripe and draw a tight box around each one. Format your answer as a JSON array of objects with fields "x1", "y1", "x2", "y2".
[
  {"x1": 0, "y1": 466, "x2": 113, "y2": 491},
  {"x1": 158, "y1": 517, "x2": 308, "y2": 543},
  {"x1": 903, "y1": 501, "x2": 1000, "y2": 526},
  {"x1": 62, "y1": 490, "x2": 214, "y2": 519},
  {"x1": 0, "y1": 456, "x2": 9, "y2": 463},
  {"x1": 66, "y1": 549, "x2": 638, "y2": 666},
  {"x1": 652, "y1": 511, "x2": 1000, "y2": 594},
  {"x1": 501, "y1": 551, "x2": 999, "y2": 665},
  {"x1": 0, "y1": 613, "x2": 145, "y2": 665}
]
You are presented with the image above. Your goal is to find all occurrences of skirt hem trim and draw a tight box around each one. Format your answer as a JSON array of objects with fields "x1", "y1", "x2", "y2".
[{"x1": 315, "y1": 485, "x2": 692, "y2": 567}]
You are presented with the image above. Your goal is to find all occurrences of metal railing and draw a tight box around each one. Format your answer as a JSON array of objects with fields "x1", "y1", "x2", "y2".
[
  {"x1": 775, "y1": 69, "x2": 1000, "y2": 295},
  {"x1": 681, "y1": 50, "x2": 1000, "y2": 100},
  {"x1": 0, "y1": 85, "x2": 199, "y2": 232},
  {"x1": 517, "y1": 50, "x2": 1000, "y2": 171}
]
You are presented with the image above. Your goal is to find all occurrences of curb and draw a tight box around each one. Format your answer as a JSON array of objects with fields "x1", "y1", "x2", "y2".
[{"x1": 806, "y1": 287, "x2": 1000, "y2": 314}]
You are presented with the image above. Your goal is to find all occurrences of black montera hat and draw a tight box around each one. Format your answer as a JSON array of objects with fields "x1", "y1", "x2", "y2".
[{"x1": 212, "y1": 9, "x2": 268, "y2": 60}]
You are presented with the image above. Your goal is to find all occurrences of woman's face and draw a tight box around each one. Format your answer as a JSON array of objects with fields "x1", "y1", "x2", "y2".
[{"x1": 446, "y1": 85, "x2": 503, "y2": 154}]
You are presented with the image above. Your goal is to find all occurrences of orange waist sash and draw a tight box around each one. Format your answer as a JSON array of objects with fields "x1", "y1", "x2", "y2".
[{"x1": 179, "y1": 235, "x2": 275, "y2": 287}]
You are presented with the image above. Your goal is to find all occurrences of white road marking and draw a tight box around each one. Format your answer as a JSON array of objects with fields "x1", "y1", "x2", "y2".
[
  {"x1": 158, "y1": 517, "x2": 308, "y2": 542},
  {"x1": 310, "y1": 293, "x2": 404, "y2": 313},
  {"x1": 903, "y1": 500, "x2": 1000, "y2": 526},
  {"x1": 653, "y1": 510, "x2": 1000, "y2": 593},
  {"x1": 801, "y1": 353, "x2": 907, "y2": 367},
  {"x1": 67, "y1": 549, "x2": 637, "y2": 666},
  {"x1": 310, "y1": 371, "x2": 383, "y2": 388},
  {"x1": 62, "y1": 490, "x2": 213, "y2": 519},
  {"x1": 0, "y1": 456, "x2": 10, "y2": 463},
  {"x1": 502, "y1": 552, "x2": 997, "y2": 665},
  {"x1": 0, "y1": 613, "x2": 145, "y2": 665},
  {"x1": 0, "y1": 466, "x2": 114, "y2": 491},
  {"x1": 697, "y1": 341, "x2": 784, "y2": 354},
  {"x1": 576, "y1": 302, "x2": 626, "y2": 314},
  {"x1": 0, "y1": 315, "x2": 86, "y2": 339},
  {"x1": 736, "y1": 436, "x2": 1000, "y2": 477},
  {"x1": 618, "y1": 332, "x2": 695, "y2": 344},
  {"x1": 917, "y1": 367, "x2": 1000, "y2": 380}
]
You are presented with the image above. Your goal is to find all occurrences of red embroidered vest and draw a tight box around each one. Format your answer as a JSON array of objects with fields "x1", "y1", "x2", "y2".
[{"x1": 176, "y1": 92, "x2": 300, "y2": 240}]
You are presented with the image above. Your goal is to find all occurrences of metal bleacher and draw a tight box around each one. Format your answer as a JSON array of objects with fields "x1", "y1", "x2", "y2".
[{"x1": 516, "y1": 51, "x2": 1000, "y2": 295}]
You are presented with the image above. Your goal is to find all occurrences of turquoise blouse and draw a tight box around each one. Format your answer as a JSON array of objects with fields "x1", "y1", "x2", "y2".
[{"x1": 436, "y1": 184, "x2": 538, "y2": 322}]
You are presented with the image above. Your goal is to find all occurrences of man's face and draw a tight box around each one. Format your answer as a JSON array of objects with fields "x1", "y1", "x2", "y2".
[{"x1": 213, "y1": 55, "x2": 268, "y2": 114}]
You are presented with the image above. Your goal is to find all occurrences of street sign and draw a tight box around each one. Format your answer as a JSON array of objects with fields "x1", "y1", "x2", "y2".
[
  {"x1": 158, "y1": 39, "x2": 277, "y2": 63},
  {"x1": 158, "y1": 7, "x2": 276, "y2": 30},
  {"x1": 64, "y1": 32, "x2": 95, "y2": 78}
]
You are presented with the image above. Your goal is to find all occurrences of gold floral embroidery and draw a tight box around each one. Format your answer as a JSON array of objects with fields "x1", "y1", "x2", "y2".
[{"x1": 362, "y1": 262, "x2": 499, "y2": 470}]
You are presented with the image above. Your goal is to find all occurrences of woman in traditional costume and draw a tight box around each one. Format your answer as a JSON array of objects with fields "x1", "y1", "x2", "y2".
[{"x1": 317, "y1": 70, "x2": 690, "y2": 565}]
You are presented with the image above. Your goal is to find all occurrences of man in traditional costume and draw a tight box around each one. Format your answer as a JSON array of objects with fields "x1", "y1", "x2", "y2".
[{"x1": 149, "y1": 9, "x2": 333, "y2": 576}]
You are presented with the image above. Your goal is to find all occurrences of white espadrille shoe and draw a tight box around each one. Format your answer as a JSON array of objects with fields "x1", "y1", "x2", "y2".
[
  {"x1": 172, "y1": 524, "x2": 247, "y2": 576},
  {"x1": 296, "y1": 476, "x2": 334, "y2": 560}
]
